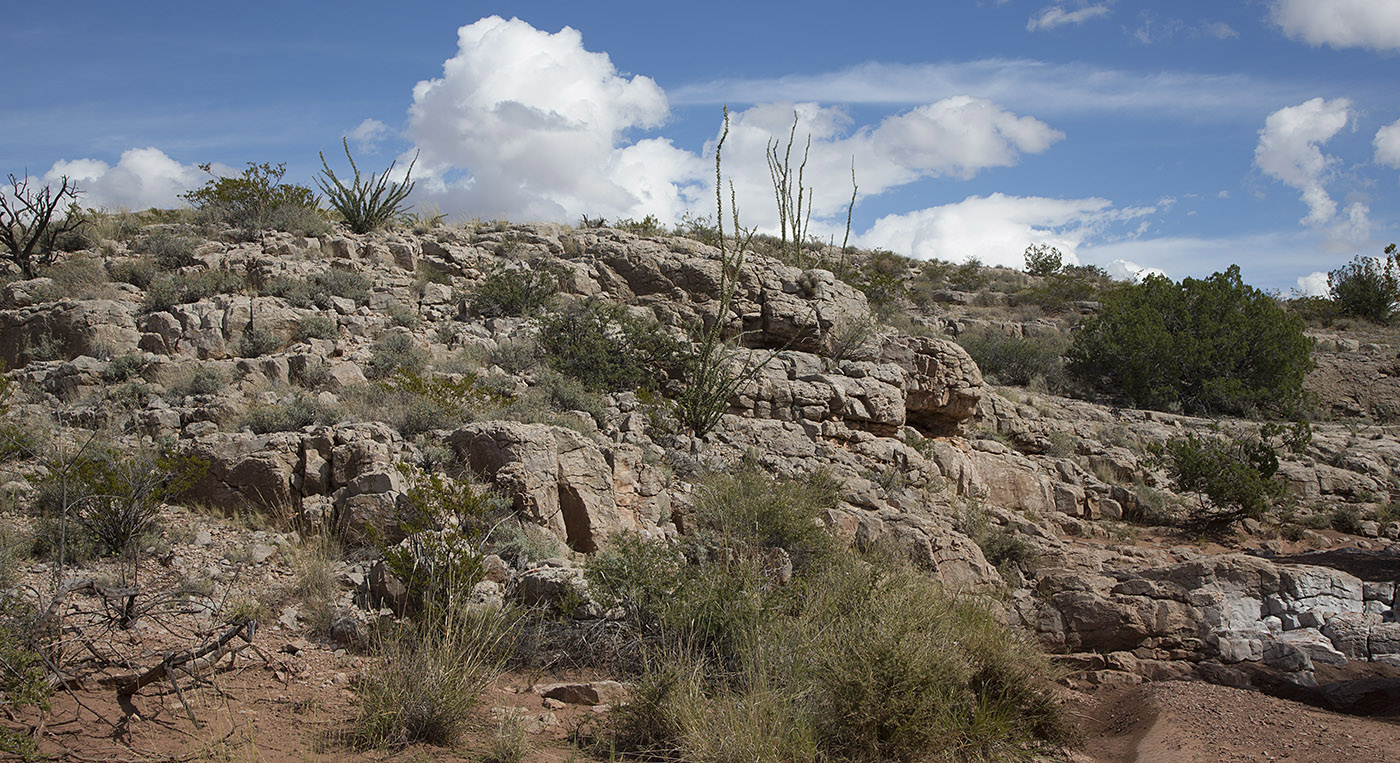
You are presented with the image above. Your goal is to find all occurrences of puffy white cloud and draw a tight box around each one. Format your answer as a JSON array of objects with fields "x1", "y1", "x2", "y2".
[
  {"x1": 1296, "y1": 271, "x2": 1330, "y2": 297},
  {"x1": 855, "y1": 193, "x2": 1118, "y2": 268},
  {"x1": 1027, "y1": 4, "x2": 1112, "y2": 32},
  {"x1": 1105, "y1": 259, "x2": 1166, "y2": 282},
  {"x1": 1271, "y1": 0, "x2": 1400, "y2": 52},
  {"x1": 1376, "y1": 118, "x2": 1400, "y2": 168},
  {"x1": 43, "y1": 147, "x2": 206, "y2": 211},
  {"x1": 1254, "y1": 97, "x2": 1352, "y2": 226},
  {"x1": 346, "y1": 119, "x2": 391, "y2": 153},
  {"x1": 398, "y1": 17, "x2": 1062, "y2": 229},
  {"x1": 404, "y1": 15, "x2": 705, "y2": 223}
]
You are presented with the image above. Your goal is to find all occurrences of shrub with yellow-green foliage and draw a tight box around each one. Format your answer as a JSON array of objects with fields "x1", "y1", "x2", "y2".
[{"x1": 587, "y1": 463, "x2": 1071, "y2": 762}]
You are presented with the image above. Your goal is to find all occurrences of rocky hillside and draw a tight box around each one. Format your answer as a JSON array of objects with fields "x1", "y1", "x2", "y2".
[{"x1": 1, "y1": 217, "x2": 1397, "y2": 759}]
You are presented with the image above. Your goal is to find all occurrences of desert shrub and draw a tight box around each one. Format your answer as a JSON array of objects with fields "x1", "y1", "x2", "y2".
[
  {"x1": 108, "y1": 258, "x2": 159, "y2": 289},
  {"x1": 1330, "y1": 505, "x2": 1365, "y2": 535},
  {"x1": 311, "y1": 268, "x2": 372, "y2": 304},
  {"x1": 132, "y1": 229, "x2": 199, "y2": 269},
  {"x1": 0, "y1": 595, "x2": 50, "y2": 760},
  {"x1": 592, "y1": 542, "x2": 1070, "y2": 762},
  {"x1": 384, "y1": 465, "x2": 512, "y2": 613},
  {"x1": 100, "y1": 352, "x2": 149, "y2": 384},
  {"x1": 317, "y1": 139, "x2": 416, "y2": 234},
  {"x1": 142, "y1": 268, "x2": 246, "y2": 313},
  {"x1": 240, "y1": 393, "x2": 340, "y2": 433},
  {"x1": 614, "y1": 214, "x2": 664, "y2": 236},
  {"x1": 1147, "y1": 424, "x2": 1307, "y2": 529},
  {"x1": 375, "y1": 368, "x2": 502, "y2": 435},
  {"x1": 976, "y1": 525, "x2": 1040, "y2": 579},
  {"x1": 368, "y1": 334, "x2": 429, "y2": 378},
  {"x1": 470, "y1": 264, "x2": 557, "y2": 318},
  {"x1": 30, "y1": 254, "x2": 115, "y2": 302},
  {"x1": 1023, "y1": 243, "x2": 1062, "y2": 276},
  {"x1": 167, "y1": 365, "x2": 228, "y2": 398},
  {"x1": 295, "y1": 314, "x2": 338, "y2": 341},
  {"x1": 692, "y1": 463, "x2": 840, "y2": 566},
  {"x1": 538, "y1": 300, "x2": 685, "y2": 393},
  {"x1": 235, "y1": 327, "x2": 282, "y2": 358},
  {"x1": 487, "y1": 337, "x2": 539, "y2": 374},
  {"x1": 1328, "y1": 245, "x2": 1399, "y2": 324},
  {"x1": 1068, "y1": 265, "x2": 1312, "y2": 417},
  {"x1": 33, "y1": 444, "x2": 206, "y2": 558},
  {"x1": 264, "y1": 268, "x2": 371, "y2": 310},
  {"x1": 385, "y1": 303, "x2": 419, "y2": 329},
  {"x1": 182, "y1": 162, "x2": 322, "y2": 233},
  {"x1": 949, "y1": 258, "x2": 989, "y2": 291},
  {"x1": 955, "y1": 325, "x2": 1069, "y2": 390},
  {"x1": 352, "y1": 608, "x2": 513, "y2": 749}
]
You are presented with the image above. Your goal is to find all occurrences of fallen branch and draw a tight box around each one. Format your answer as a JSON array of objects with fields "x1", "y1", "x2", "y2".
[{"x1": 107, "y1": 619, "x2": 256, "y2": 697}]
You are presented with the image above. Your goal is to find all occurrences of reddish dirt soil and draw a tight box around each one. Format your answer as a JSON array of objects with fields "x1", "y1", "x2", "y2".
[{"x1": 1068, "y1": 680, "x2": 1400, "y2": 763}]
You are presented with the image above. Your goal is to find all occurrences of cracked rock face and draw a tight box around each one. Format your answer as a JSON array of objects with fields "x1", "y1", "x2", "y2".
[{"x1": 1023, "y1": 553, "x2": 1400, "y2": 681}]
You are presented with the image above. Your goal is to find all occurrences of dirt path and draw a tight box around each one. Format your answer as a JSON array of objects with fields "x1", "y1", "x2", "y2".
[{"x1": 1072, "y1": 680, "x2": 1400, "y2": 763}]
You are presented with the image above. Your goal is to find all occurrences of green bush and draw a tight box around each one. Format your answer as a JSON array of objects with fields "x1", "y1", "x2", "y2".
[
  {"x1": 955, "y1": 325, "x2": 1069, "y2": 390},
  {"x1": 317, "y1": 139, "x2": 416, "y2": 234},
  {"x1": 235, "y1": 327, "x2": 282, "y2": 358},
  {"x1": 368, "y1": 334, "x2": 429, "y2": 378},
  {"x1": 182, "y1": 162, "x2": 324, "y2": 233},
  {"x1": 470, "y1": 264, "x2": 557, "y2": 318},
  {"x1": 132, "y1": 229, "x2": 199, "y2": 269},
  {"x1": 33, "y1": 444, "x2": 206, "y2": 558},
  {"x1": 167, "y1": 365, "x2": 229, "y2": 398},
  {"x1": 385, "y1": 303, "x2": 419, "y2": 329},
  {"x1": 538, "y1": 300, "x2": 684, "y2": 392},
  {"x1": 591, "y1": 542, "x2": 1071, "y2": 762},
  {"x1": 1067, "y1": 265, "x2": 1313, "y2": 417},
  {"x1": 0, "y1": 595, "x2": 50, "y2": 760},
  {"x1": 295, "y1": 314, "x2": 338, "y2": 341},
  {"x1": 141, "y1": 268, "x2": 247, "y2": 313},
  {"x1": 1146, "y1": 424, "x2": 1306, "y2": 528},
  {"x1": 240, "y1": 393, "x2": 341, "y2": 434},
  {"x1": 1328, "y1": 245, "x2": 1399, "y2": 324},
  {"x1": 691, "y1": 463, "x2": 839, "y2": 566},
  {"x1": 384, "y1": 465, "x2": 512, "y2": 613},
  {"x1": 1023, "y1": 243, "x2": 1062, "y2": 276}
]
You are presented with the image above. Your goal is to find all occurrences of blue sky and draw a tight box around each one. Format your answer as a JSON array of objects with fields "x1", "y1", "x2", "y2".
[{"x1": 6, "y1": 1, "x2": 1400, "y2": 293}]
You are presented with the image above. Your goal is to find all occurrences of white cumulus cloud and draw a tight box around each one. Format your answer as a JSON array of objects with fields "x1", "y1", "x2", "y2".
[
  {"x1": 1376, "y1": 118, "x2": 1400, "y2": 168},
  {"x1": 346, "y1": 119, "x2": 391, "y2": 153},
  {"x1": 1271, "y1": 0, "x2": 1400, "y2": 52},
  {"x1": 1105, "y1": 259, "x2": 1166, "y2": 282},
  {"x1": 1296, "y1": 271, "x2": 1330, "y2": 296},
  {"x1": 404, "y1": 15, "x2": 705, "y2": 223},
  {"x1": 1254, "y1": 97, "x2": 1352, "y2": 226},
  {"x1": 1027, "y1": 4, "x2": 1113, "y2": 32},
  {"x1": 397, "y1": 17, "x2": 1064, "y2": 230},
  {"x1": 855, "y1": 193, "x2": 1118, "y2": 269},
  {"x1": 43, "y1": 147, "x2": 206, "y2": 211}
]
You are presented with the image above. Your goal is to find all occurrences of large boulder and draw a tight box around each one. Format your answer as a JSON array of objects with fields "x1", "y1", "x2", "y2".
[
  {"x1": 450, "y1": 422, "x2": 623, "y2": 552},
  {"x1": 1, "y1": 299, "x2": 141, "y2": 368}
]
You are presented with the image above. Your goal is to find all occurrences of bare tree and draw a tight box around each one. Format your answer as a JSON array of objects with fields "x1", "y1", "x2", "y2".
[{"x1": 0, "y1": 173, "x2": 85, "y2": 278}]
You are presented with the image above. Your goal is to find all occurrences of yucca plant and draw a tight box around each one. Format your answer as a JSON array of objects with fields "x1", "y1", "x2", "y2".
[{"x1": 316, "y1": 138, "x2": 417, "y2": 234}]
